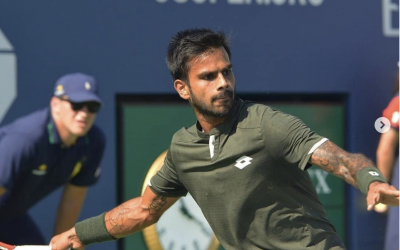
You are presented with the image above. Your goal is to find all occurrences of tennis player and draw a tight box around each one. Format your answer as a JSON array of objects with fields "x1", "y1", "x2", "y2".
[{"x1": 51, "y1": 29, "x2": 399, "y2": 250}]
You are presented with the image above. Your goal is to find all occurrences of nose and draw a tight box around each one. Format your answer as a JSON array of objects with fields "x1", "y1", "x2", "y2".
[
  {"x1": 80, "y1": 105, "x2": 90, "y2": 115},
  {"x1": 216, "y1": 73, "x2": 229, "y2": 91}
]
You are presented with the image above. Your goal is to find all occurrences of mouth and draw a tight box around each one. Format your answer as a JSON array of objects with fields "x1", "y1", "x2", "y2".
[
  {"x1": 213, "y1": 91, "x2": 233, "y2": 103},
  {"x1": 215, "y1": 97, "x2": 230, "y2": 104},
  {"x1": 76, "y1": 120, "x2": 88, "y2": 127}
]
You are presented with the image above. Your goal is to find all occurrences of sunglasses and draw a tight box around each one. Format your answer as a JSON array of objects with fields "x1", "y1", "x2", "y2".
[{"x1": 59, "y1": 98, "x2": 101, "y2": 113}]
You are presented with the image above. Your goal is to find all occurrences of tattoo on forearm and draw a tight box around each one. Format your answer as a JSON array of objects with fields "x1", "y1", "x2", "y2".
[
  {"x1": 106, "y1": 204, "x2": 131, "y2": 234},
  {"x1": 148, "y1": 196, "x2": 167, "y2": 215},
  {"x1": 311, "y1": 141, "x2": 375, "y2": 186}
]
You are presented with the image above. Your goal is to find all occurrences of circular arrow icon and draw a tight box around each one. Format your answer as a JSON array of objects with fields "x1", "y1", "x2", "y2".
[{"x1": 375, "y1": 117, "x2": 391, "y2": 133}]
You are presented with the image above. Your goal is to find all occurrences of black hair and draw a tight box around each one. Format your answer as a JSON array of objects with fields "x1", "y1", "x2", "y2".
[{"x1": 166, "y1": 28, "x2": 231, "y2": 81}]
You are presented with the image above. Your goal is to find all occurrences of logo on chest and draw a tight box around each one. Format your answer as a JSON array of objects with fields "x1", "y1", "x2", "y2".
[
  {"x1": 32, "y1": 164, "x2": 47, "y2": 176},
  {"x1": 70, "y1": 156, "x2": 87, "y2": 179},
  {"x1": 234, "y1": 156, "x2": 253, "y2": 169}
]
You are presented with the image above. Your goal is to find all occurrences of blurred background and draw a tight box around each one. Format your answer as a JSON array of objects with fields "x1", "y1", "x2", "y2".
[{"x1": 0, "y1": 1, "x2": 398, "y2": 249}]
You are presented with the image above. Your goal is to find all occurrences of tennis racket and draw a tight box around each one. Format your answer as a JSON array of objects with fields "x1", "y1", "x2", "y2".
[
  {"x1": 0, "y1": 241, "x2": 73, "y2": 250},
  {"x1": 0, "y1": 241, "x2": 50, "y2": 250}
]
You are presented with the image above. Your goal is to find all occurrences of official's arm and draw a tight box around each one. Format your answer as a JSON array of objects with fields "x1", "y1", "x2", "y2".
[{"x1": 53, "y1": 184, "x2": 88, "y2": 235}]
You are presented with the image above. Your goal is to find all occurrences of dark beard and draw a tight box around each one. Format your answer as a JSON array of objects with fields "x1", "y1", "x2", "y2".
[{"x1": 189, "y1": 87, "x2": 234, "y2": 118}]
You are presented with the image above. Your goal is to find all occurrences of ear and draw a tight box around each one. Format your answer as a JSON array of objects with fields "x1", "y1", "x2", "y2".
[
  {"x1": 174, "y1": 79, "x2": 190, "y2": 100},
  {"x1": 50, "y1": 97, "x2": 61, "y2": 115}
]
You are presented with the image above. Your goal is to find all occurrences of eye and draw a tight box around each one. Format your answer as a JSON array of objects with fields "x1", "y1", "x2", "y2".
[
  {"x1": 223, "y1": 69, "x2": 232, "y2": 76},
  {"x1": 202, "y1": 74, "x2": 214, "y2": 81}
]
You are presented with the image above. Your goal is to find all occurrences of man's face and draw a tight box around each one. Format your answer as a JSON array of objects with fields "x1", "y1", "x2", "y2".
[
  {"x1": 185, "y1": 47, "x2": 235, "y2": 118},
  {"x1": 57, "y1": 98, "x2": 97, "y2": 136}
]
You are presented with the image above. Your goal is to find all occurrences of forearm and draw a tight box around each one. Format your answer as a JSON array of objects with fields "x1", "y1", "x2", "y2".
[
  {"x1": 50, "y1": 187, "x2": 177, "y2": 248},
  {"x1": 54, "y1": 207, "x2": 82, "y2": 236},
  {"x1": 54, "y1": 184, "x2": 87, "y2": 235},
  {"x1": 50, "y1": 196, "x2": 162, "y2": 249},
  {"x1": 105, "y1": 196, "x2": 162, "y2": 238},
  {"x1": 311, "y1": 141, "x2": 379, "y2": 187}
]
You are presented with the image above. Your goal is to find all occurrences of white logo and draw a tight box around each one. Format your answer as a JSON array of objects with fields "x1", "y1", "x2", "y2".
[
  {"x1": 85, "y1": 82, "x2": 91, "y2": 90},
  {"x1": 235, "y1": 156, "x2": 253, "y2": 169},
  {"x1": 368, "y1": 171, "x2": 380, "y2": 176},
  {"x1": 54, "y1": 85, "x2": 65, "y2": 96},
  {"x1": 0, "y1": 28, "x2": 17, "y2": 124},
  {"x1": 308, "y1": 169, "x2": 331, "y2": 194},
  {"x1": 32, "y1": 169, "x2": 47, "y2": 176},
  {"x1": 155, "y1": 0, "x2": 324, "y2": 6},
  {"x1": 382, "y1": 0, "x2": 399, "y2": 37}
]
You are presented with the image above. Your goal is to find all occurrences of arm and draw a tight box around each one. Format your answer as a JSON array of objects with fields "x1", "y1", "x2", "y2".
[
  {"x1": 53, "y1": 184, "x2": 88, "y2": 235},
  {"x1": 50, "y1": 186, "x2": 179, "y2": 250},
  {"x1": 105, "y1": 186, "x2": 179, "y2": 238},
  {"x1": 376, "y1": 128, "x2": 399, "y2": 181},
  {"x1": 310, "y1": 140, "x2": 399, "y2": 210}
]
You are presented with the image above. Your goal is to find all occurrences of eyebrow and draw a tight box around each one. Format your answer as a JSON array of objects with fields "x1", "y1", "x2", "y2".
[{"x1": 197, "y1": 64, "x2": 233, "y2": 79}]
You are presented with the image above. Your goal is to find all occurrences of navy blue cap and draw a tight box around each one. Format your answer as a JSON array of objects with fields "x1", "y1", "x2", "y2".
[{"x1": 54, "y1": 73, "x2": 102, "y2": 104}]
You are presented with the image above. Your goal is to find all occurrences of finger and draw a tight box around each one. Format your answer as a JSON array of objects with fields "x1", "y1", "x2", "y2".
[
  {"x1": 367, "y1": 192, "x2": 377, "y2": 211},
  {"x1": 383, "y1": 197, "x2": 400, "y2": 206},
  {"x1": 367, "y1": 192, "x2": 381, "y2": 211},
  {"x1": 381, "y1": 189, "x2": 400, "y2": 196},
  {"x1": 367, "y1": 198, "x2": 377, "y2": 211}
]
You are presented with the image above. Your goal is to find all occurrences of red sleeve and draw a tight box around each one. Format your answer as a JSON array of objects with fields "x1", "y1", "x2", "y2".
[{"x1": 383, "y1": 96, "x2": 399, "y2": 130}]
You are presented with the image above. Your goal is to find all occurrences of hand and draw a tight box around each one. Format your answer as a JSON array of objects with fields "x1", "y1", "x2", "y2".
[
  {"x1": 367, "y1": 181, "x2": 400, "y2": 211},
  {"x1": 50, "y1": 227, "x2": 85, "y2": 250}
]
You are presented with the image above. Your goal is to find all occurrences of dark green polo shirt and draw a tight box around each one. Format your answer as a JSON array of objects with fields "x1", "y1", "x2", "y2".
[{"x1": 150, "y1": 98, "x2": 345, "y2": 250}]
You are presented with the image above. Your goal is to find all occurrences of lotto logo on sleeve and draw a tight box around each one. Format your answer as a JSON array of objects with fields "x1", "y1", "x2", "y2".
[{"x1": 368, "y1": 171, "x2": 380, "y2": 176}]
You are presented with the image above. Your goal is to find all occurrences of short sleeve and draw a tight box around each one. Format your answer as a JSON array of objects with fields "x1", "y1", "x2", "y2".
[
  {"x1": 383, "y1": 96, "x2": 399, "y2": 130},
  {"x1": 149, "y1": 148, "x2": 188, "y2": 197},
  {"x1": 0, "y1": 134, "x2": 35, "y2": 189},
  {"x1": 69, "y1": 129, "x2": 106, "y2": 186},
  {"x1": 262, "y1": 108, "x2": 327, "y2": 170}
]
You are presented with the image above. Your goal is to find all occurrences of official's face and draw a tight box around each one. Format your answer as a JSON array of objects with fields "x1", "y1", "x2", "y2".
[
  {"x1": 185, "y1": 46, "x2": 235, "y2": 118},
  {"x1": 58, "y1": 99, "x2": 97, "y2": 136}
]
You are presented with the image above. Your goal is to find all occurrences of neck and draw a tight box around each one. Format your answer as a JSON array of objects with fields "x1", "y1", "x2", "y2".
[
  {"x1": 195, "y1": 111, "x2": 228, "y2": 134},
  {"x1": 52, "y1": 115, "x2": 78, "y2": 147}
]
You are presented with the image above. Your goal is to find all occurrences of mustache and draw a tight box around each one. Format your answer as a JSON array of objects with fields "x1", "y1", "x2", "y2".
[{"x1": 212, "y1": 89, "x2": 234, "y2": 102}]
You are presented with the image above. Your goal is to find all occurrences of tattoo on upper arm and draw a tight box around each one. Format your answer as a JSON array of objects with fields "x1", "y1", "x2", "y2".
[
  {"x1": 148, "y1": 196, "x2": 167, "y2": 215},
  {"x1": 311, "y1": 141, "x2": 374, "y2": 186}
]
